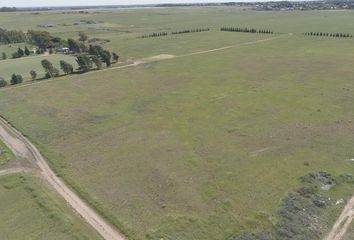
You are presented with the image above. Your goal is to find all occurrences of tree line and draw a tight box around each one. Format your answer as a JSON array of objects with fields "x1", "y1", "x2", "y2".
[
  {"x1": 220, "y1": 27, "x2": 274, "y2": 34},
  {"x1": 0, "y1": 32, "x2": 119, "y2": 88},
  {"x1": 0, "y1": 28, "x2": 27, "y2": 44},
  {"x1": 0, "y1": 50, "x2": 119, "y2": 88},
  {"x1": 140, "y1": 27, "x2": 210, "y2": 38},
  {"x1": 141, "y1": 32, "x2": 168, "y2": 39},
  {"x1": 303, "y1": 32, "x2": 353, "y2": 38},
  {"x1": 171, "y1": 28, "x2": 210, "y2": 35}
]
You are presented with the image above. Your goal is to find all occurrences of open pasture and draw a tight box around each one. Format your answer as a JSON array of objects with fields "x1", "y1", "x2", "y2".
[
  {"x1": 0, "y1": 54, "x2": 77, "y2": 82},
  {"x1": 1, "y1": 6, "x2": 354, "y2": 240},
  {"x1": 0, "y1": 173, "x2": 101, "y2": 240}
]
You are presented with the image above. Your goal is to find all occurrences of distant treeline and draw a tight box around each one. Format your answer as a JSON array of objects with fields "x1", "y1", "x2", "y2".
[
  {"x1": 303, "y1": 32, "x2": 353, "y2": 38},
  {"x1": 141, "y1": 32, "x2": 168, "y2": 38},
  {"x1": 0, "y1": 28, "x2": 27, "y2": 43},
  {"x1": 140, "y1": 28, "x2": 210, "y2": 38},
  {"x1": 0, "y1": 7, "x2": 17, "y2": 12},
  {"x1": 171, "y1": 28, "x2": 210, "y2": 35},
  {"x1": 221, "y1": 27, "x2": 274, "y2": 34}
]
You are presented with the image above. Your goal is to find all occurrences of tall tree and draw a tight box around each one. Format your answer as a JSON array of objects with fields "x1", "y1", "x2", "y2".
[
  {"x1": 79, "y1": 31, "x2": 88, "y2": 43},
  {"x1": 112, "y1": 52, "x2": 119, "y2": 63},
  {"x1": 10, "y1": 74, "x2": 23, "y2": 85},
  {"x1": 0, "y1": 77, "x2": 7, "y2": 88},
  {"x1": 17, "y1": 47, "x2": 24, "y2": 57},
  {"x1": 100, "y1": 50, "x2": 111, "y2": 67},
  {"x1": 24, "y1": 46, "x2": 30, "y2": 56},
  {"x1": 91, "y1": 55, "x2": 102, "y2": 70},
  {"x1": 60, "y1": 60, "x2": 74, "y2": 75},
  {"x1": 76, "y1": 55, "x2": 93, "y2": 72},
  {"x1": 27, "y1": 30, "x2": 54, "y2": 50},
  {"x1": 89, "y1": 45, "x2": 103, "y2": 56},
  {"x1": 41, "y1": 59, "x2": 58, "y2": 78},
  {"x1": 68, "y1": 38, "x2": 81, "y2": 53},
  {"x1": 30, "y1": 70, "x2": 37, "y2": 80}
]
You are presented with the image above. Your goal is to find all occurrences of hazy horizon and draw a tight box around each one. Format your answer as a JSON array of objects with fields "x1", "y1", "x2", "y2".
[{"x1": 0, "y1": 0, "x2": 290, "y2": 8}]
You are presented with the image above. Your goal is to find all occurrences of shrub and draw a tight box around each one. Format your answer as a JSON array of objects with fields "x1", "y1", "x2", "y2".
[
  {"x1": 30, "y1": 70, "x2": 37, "y2": 80},
  {"x1": 10, "y1": 74, "x2": 23, "y2": 85},
  {"x1": 0, "y1": 77, "x2": 7, "y2": 87}
]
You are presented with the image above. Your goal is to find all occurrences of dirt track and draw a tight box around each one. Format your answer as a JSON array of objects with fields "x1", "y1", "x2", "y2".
[
  {"x1": 0, "y1": 36, "x2": 280, "y2": 92},
  {"x1": 325, "y1": 195, "x2": 354, "y2": 240},
  {"x1": 0, "y1": 117, "x2": 125, "y2": 240},
  {"x1": 0, "y1": 167, "x2": 25, "y2": 176}
]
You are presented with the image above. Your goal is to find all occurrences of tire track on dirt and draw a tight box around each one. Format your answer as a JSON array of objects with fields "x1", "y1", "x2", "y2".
[
  {"x1": 325, "y1": 195, "x2": 354, "y2": 240},
  {"x1": 0, "y1": 117, "x2": 125, "y2": 240}
]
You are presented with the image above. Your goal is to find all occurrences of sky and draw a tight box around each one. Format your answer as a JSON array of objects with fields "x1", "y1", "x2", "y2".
[{"x1": 0, "y1": 0, "x2": 272, "y2": 7}]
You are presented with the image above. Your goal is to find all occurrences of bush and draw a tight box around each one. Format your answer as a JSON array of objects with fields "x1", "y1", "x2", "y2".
[
  {"x1": 30, "y1": 70, "x2": 37, "y2": 80},
  {"x1": 0, "y1": 77, "x2": 7, "y2": 87},
  {"x1": 10, "y1": 74, "x2": 23, "y2": 85}
]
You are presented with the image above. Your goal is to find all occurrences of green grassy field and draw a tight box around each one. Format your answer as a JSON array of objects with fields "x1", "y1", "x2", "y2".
[
  {"x1": 1, "y1": 6, "x2": 354, "y2": 240},
  {"x1": 0, "y1": 173, "x2": 101, "y2": 239},
  {"x1": 0, "y1": 43, "x2": 35, "y2": 57},
  {"x1": 0, "y1": 54, "x2": 77, "y2": 82}
]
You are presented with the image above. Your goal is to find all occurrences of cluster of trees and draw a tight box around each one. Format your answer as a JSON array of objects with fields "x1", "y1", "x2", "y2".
[
  {"x1": 27, "y1": 30, "x2": 63, "y2": 50},
  {"x1": 141, "y1": 32, "x2": 168, "y2": 38},
  {"x1": 303, "y1": 32, "x2": 353, "y2": 38},
  {"x1": 0, "y1": 74, "x2": 24, "y2": 88},
  {"x1": 0, "y1": 31, "x2": 119, "y2": 87},
  {"x1": 220, "y1": 27, "x2": 274, "y2": 34},
  {"x1": 10, "y1": 46, "x2": 31, "y2": 59},
  {"x1": 39, "y1": 50, "x2": 118, "y2": 80},
  {"x1": 0, "y1": 28, "x2": 27, "y2": 44},
  {"x1": 171, "y1": 28, "x2": 210, "y2": 35}
]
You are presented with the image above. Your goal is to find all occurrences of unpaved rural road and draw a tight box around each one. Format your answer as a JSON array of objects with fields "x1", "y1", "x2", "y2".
[
  {"x1": 0, "y1": 117, "x2": 125, "y2": 240},
  {"x1": 325, "y1": 195, "x2": 354, "y2": 240},
  {"x1": 0, "y1": 36, "x2": 280, "y2": 92}
]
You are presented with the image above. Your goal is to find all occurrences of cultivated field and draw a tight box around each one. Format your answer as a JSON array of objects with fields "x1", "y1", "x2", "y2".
[{"x1": 1, "y1": 6, "x2": 354, "y2": 240}]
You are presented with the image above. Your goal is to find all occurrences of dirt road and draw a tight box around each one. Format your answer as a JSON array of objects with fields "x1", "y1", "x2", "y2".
[
  {"x1": 0, "y1": 117, "x2": 125, "y2": 240},
  {"x1": 0, "y1": 36, "x2": 280, "y2": 92},
  {"x1": 325, "y1": 195, "x2": 354, "y2": 240}
]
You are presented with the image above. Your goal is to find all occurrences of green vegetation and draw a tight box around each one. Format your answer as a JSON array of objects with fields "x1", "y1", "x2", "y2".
[
  {"x1": 10, "y1": 73, "x2": 23, "y2": 85},
  {"x1": 0, "y1": 174, "x2": 101, "y2": 239},
  {"x1": 221, "y1": 27, "x2": 274, "y2": 34},
  {"x1": 0, "y1": 27, "x2": 26, "y2": 44},
  {"x1": 2, "y1": 34, "x2": 354, "y2": 239},
  {"x1": 41, "y1": 59, "x2": 59, "y2": 78},
  {"x1": 304, "y1": 31, "x2": 353, "y2": 38},
  {"x1": 2, "y1": 6, "x2": 354, "y2": 240},
  {"x1": 0, "y1": 140, "x2": 13, "y2": 165},
  {"x1": 0, "y1": 54, "x2": 77, "y2": 82}
]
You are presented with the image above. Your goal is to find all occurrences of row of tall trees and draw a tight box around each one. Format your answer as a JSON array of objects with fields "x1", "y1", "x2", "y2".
[
  {"x1": 220, "y1": 27, "x2": 274, "y2": 34},
  {"x1": 141, "y1": 32, "x2": 168, "y2": 39},
  {"x1": 141, "y1": 28, "x2": 210, "y2": 38},
  {"x1": 0, "y1": 28, "x2": 27, "y2": 43},
  {"x1": 303, "y1": 32, "x2": 353, "y2": 38},
  {"x1": 39, "y1": 50, "x2": 119, "y2": 80},
  {"x1": 11, "y1": 46, "x2": 31, "y2": 59},
  {"x1": 171, "y1": 28, "x2": 210, "y2": 35}
]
